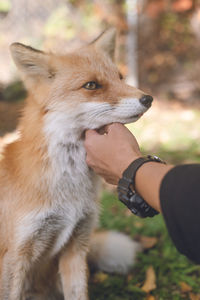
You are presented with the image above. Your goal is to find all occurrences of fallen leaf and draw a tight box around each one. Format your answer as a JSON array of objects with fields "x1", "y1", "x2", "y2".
[
  {"x1": 180, "y1": 281, "x2": 192, "y2": 293},
  {"x1": 124, "y1": 226, "x2": 131, "y2": 234},
  {"x1": 93, "y1": 272, "x2": 108, "y2": 283},
  {"x1": 189, "y1": 293, "x2": 200, "y2": 300},
  {"x1": 140, "y1": 236, "x2": 158, "y2": 249},
  {"x1": 141, "y1": 266, "x2": 156, "y2": 293},
  {"x1": 111, "y1": 205, "x2": 120, "y2": 214},
  {"x1": 146, "y1": 296, "x2": 156, "y2": 300},
  {"x1": 134, "y1": 221, "x2": 144, "y2": 228},
  {"x1": 124, "y1": 209, "x2": 133, "y2": 217}
]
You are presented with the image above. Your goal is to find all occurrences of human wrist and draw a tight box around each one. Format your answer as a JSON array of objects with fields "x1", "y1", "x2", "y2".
[
  {"x1": 117, "y1": 153, "x2": 142, "y2": 182},
  {"x1": 117, "y1": 156, "x2": 165, "y2": 217},
  {"x1": 135, "y1": 162, "x2": 174, "y2": 212}
]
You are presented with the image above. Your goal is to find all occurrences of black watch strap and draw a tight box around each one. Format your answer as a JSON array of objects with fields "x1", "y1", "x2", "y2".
[
  {"x1": 117, "y1": 155, "x2": 165, "y2": 218},
  {"x1": 122, "y1": 157, "x2": 151, "y2": 190},
  {"x1": 122, "y1": 155, "x2": 165, "y2": 190}
]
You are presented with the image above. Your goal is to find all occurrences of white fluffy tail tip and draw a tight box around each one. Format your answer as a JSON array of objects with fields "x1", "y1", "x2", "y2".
[{"x1": 88, "y1": 231, "x2": 142, "y2": 275}]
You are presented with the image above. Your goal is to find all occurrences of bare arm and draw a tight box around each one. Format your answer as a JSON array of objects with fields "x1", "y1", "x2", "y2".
[
  {"x1": 85, "y1": 124, "x2": 200, "y2": 263},
  {"x1": 84, "y1": 123, "x2": 173, "y2": 212}
]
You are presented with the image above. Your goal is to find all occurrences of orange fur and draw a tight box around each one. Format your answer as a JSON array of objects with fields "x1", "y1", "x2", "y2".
[{"x1": 0, "y1": 29, "x2": 149, "y2": 300}]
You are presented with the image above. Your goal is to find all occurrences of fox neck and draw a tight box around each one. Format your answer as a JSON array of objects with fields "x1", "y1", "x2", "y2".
[
  {"x1": 43, "y1": 109, "x2": 91, "y2": 187},
  {"x1": 43, "y1": 109, "x2": 98, "y2": 206},
  {"x1": 10, "y1": 102, "x2": 93, "y2": 200}
]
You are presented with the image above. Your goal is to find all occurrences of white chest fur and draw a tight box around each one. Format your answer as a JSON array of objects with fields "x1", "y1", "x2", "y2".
[
  {"x1": 16, "y1": 136, "x2": 99, "y2": 261},
  {"x1": 33, "y1": 111, "x2": 100, "y2": 256},
  {"x1": 17, "y1": 170, "x2": 99, "y2": 259}
]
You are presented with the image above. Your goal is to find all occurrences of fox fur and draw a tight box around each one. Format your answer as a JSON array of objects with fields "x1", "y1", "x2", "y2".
[{"x1": 0, "y1": 29, "x2": 150, "y2": 300}]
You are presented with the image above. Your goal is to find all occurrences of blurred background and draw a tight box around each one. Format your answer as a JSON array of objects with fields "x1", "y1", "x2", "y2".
[
  {"x1": 0, "y1": 0, "x2": 200, "y2": 163},
  {"x1": 0, "y1": 1, "x2": 200, "y2": 299}
]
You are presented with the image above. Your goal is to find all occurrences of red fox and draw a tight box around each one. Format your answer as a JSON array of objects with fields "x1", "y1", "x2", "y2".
[{"x1": 0, "y1": 29, "x2": 153, "y2": 299}]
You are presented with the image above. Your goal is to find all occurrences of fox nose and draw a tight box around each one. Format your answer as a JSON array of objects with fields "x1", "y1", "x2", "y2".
[{"x1": 139, "y1": 95, "x2": 153, "y2": 108}]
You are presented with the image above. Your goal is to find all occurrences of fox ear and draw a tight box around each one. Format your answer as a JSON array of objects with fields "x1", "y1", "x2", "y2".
[
  {"x1": 10, "y1": 43, "x2": 55, "y2": 79},
  {"x1": 93, "y1": 28, "x2": 117, "y2": 60}
]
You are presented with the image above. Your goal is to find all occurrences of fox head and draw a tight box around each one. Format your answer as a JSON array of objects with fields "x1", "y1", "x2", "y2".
[{"x1": 10, "y1": 29, "x2": 153, "y2": 140}]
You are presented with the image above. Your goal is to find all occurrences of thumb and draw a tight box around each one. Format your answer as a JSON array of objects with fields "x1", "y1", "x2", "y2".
[{"x1": 84, "y1": 129, "x2": 99, "y2": 140}]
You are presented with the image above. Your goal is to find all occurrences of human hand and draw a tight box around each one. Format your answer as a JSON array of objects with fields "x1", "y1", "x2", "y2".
[{"x1": 84, "y1": 123, "x2": 142, "y2": 185}]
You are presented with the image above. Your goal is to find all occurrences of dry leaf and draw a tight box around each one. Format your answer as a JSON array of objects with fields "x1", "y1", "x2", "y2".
[
  {"x1": 111, "y1": 205, "x2": 120, "y2": 214},
  {"x1": 93, "y1": 272, "x2": 108, "y2": 283},
  {"x1": 140, "y1": 236, "x2": 158, "y2": 249},
  {"x1": 134, "y1": 221, "x2": 144, "y2": 228},
  {"x1": 141, "y1": 266, "x2": 156, "y2": 293},
  {"x1": 180, "y1": 281, "x2": 192, "y2": 293},
  {"x1": 124, "y1": 209, "x2": 132, "y2": 217},
  {"x1": 146, "y1": 296, "x2": 156, "y2": 300},
  {"x1": 189, "y1": 293, "x2": 200, "y2": 300},
  {"x1": 124, "y1": 226, "x2": 131, "y2": 234}
]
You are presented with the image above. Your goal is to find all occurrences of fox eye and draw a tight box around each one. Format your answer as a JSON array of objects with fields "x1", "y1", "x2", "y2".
[{"x1": 83, "y1": 81, "x2": 101, "y2": 90}]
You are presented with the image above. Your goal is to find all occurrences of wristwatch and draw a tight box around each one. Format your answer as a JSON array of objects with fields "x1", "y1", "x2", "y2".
[{"x1": 117, "y1": 155, "x2": 166, "y2": 218}]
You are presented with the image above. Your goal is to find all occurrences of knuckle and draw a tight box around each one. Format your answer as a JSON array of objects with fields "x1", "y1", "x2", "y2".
[{"x1": 111, "y1": 122, "x2": 122, "y2": 130}]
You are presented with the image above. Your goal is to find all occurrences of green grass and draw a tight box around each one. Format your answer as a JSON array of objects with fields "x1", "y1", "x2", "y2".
[
  {"x1": 89, "y1": 192, "x2": 200, "y2": 300},
  {"x1": 89, "y1": 103, "x2": 200, "y2": 299}
]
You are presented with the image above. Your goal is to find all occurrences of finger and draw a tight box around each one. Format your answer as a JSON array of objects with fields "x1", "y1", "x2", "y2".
[
  {"x1": 109, "y1": 122, "x2": 124, "y2": 130},
  {"x1": 96, "y1": 123, "x2": 125, "y2": 135},
  {"x1": 97, "y1": 126, "x2": 107, "y2": 135},
  {"x1": 106, "y1": 122, "x2": 126, "y2": 134},
  {"x1": 97, "y1": 123, "x2": 113, "y2": 135},
  {"x1": 84, "y1": 129, "x2": 99, "y2": 139},
  {"x1": 84, "y1": 129, "x2": 105, "y2": 149}
]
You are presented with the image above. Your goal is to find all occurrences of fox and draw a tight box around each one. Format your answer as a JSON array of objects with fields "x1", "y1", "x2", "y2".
[{"x1": 0, "y1": 28, "x2": 153, "y2": 300}]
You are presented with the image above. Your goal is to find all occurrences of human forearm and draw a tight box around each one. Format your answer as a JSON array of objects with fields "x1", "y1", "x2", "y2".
[{"x1": 134, "y1": 162, "x2": 174, "y2": 212}]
